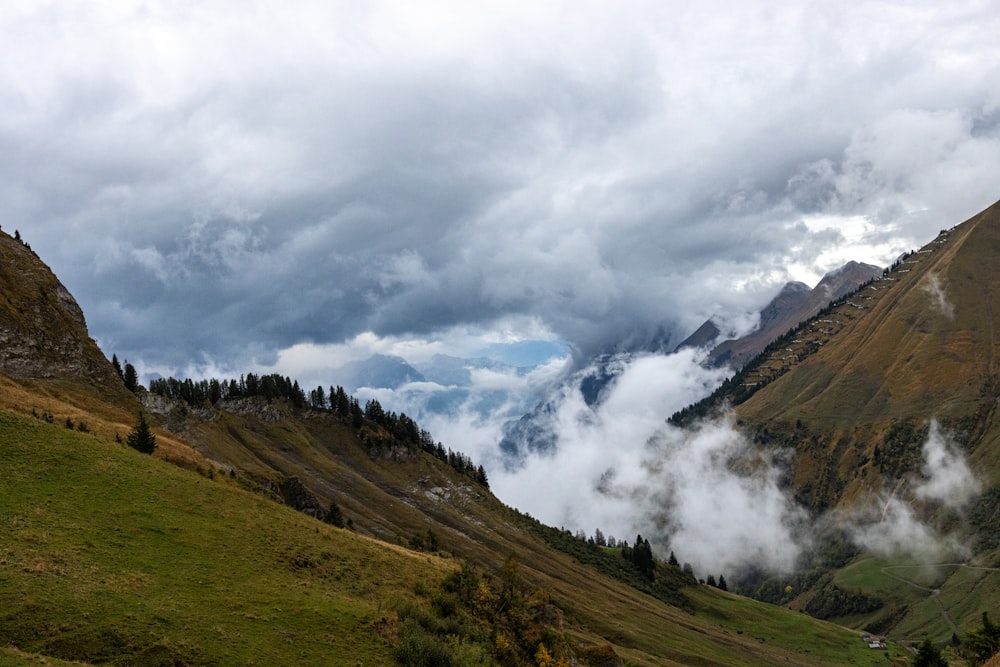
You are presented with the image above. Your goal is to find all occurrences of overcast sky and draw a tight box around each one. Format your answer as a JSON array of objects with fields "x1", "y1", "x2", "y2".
[{"x1": 3, "y1": 1, "x2": 999, "y2": 379}]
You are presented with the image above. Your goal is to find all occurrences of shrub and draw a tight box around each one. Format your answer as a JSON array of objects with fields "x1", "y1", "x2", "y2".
[{"x1": 126, "y1": 412, "x2": 157, "y2": 454}]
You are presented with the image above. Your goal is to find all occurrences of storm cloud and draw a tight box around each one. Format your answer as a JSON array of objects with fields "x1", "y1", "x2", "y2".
[{"x1": 3, "y1": 2, "x2": 1000, "y2": 378}]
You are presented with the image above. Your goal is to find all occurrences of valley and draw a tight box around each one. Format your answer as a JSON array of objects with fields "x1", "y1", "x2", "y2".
[{"x1": 2, "y1": 202, "x2": 1000, "y2": 664}]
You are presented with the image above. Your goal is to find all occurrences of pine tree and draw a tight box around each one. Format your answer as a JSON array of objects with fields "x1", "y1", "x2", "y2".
[
  {"x1": 112, "y1": 354, "x2": 124, "y2": 380},
  {"x1": 290, "y1": 380, "x2": 305, "y2": 407},
  {"x1": 364, "y1": 399, "x2": 385, "y2": 423},
  {"x1": 208, "y1": 378, "x2": 222, "y2": 404},
  {"x1": 631, "y1": 535, "x2": 655, "y2": 579},
  {"x1": 310, "y1": 385, "x2": 327, "y2": 409},
  {"x1": 718, "y1": 574, "x2": 728, "y2": 591},
  {"x1": 911, "y1": 638, "x2": 947, "y2": 667},
  {"x1": 967, "y1": 612, "x2": 1000, "y2": 665},
  {"x1": 325, "y1": 500, "x2": 346, "y2": 528},
  {"x1": 123, "y1": 362, "x2": 138, "y2": 392},
  {"x1": 126, "y1": 412, "x2": 157, "y2": 454},
  {"x1": 334, "y1": 386, "x2": 350, "y2": 415}
]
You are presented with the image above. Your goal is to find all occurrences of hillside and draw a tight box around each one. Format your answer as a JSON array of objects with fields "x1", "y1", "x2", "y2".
[
  {"x1": 0, "y1": 397, "x2": 908, "y2": 667},
  {"x1": 0, "y1": 228, "x2": 912, "y2": 665},
  {"x1": 670, "y1": 199, "x2": 1000, "y2": 645},
  {"x1": 0, "y1": 409, "x2": 453, "y2": 665},
  {"x1": 735, "y1": 200, "x2": 1000, "y2": 504},
  {"x1": 673, "y1": 201, "x2": 1000, "y2": 503},
  {"x1": 137, "y1": 384, "x2": 906, "y2": 666}
]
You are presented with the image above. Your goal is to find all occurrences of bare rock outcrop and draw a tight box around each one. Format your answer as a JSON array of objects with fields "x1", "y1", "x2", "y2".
[{"x1": 0, "y1": 230, "x2": 126, "y2": 396}]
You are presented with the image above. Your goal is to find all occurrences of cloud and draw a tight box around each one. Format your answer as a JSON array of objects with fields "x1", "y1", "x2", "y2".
[
  {"x1": 483, "y1": 349, "x2": 808, "y2": 577},
  {"x1": 243, "y1": 319, "x2": 566, "y2": 391},
  {"x1": 466, "y1": 348, "x2": 814, "y2": 578},
  {"x1": 638, "y1": 418, "x2": 808, "y2": 575},
  {"x1": 914, "y1": 420, "x2": 980, "y2": 506},
  {"x1": 847, "y1": 495, "x2": 950, "y2": 561},
  {"x1": 350, "y1": 355, "x2": 571, "y2": 468},
  {"x1": 841, "y1": 420, "x2": 980, "y2": 560},
  {"x1": 922, "y1": 273, "x2": 955, "y2": 320},
  {"x1": 0, "y1": 8, "x2": 995, "y2": 575},
  {"x1": 1, "y1": 2, "x2": 998, "y2": 375},
  {"x1": 482, "y1": 349, "x2": 983, "y2": 576}
]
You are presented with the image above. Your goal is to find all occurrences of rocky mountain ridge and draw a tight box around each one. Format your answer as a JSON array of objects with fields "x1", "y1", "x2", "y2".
[
  {"x1": 0, "y1": 229, "x2": 128, "y2": 399},
  {"x1": 678, "y1": 260, "x2": 883, "y2": 369}
]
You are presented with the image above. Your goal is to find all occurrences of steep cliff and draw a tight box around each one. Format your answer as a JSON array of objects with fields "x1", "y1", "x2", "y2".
[{"x1": 0, "y1": 230, "x2": 127, "y2": 399}]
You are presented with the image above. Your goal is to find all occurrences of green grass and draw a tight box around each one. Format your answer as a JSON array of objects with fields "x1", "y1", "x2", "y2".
[
  {"x1": 0, "y1": 647, "x2": 85, "y2": 666},
  {"x1": 829, "y1": 556, "x2": 1000, "y2": 644},
  {"x1": 686, "y1": 586, "x2": 909, "y2": 666},
  {"x1": 935, "y1": 565, "x2": 1000, "y2": 632},
  {"x1": 0, "y1": 404, "x2": 923, "y2": 667},
  {"x1": 0, "y1": 409, "x2": 453, "y2": 665},
  {"x1": 835, "y1": 557, "x2": 944, "y2": 599},
  {"x1": 4, "y1": 379, "x2": 965, "y2": 666}
]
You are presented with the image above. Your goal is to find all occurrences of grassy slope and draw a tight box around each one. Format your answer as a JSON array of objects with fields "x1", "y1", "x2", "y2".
[
  {"x1": 828, "y1": 555, "x2": 1000, "y2": 644},
  {"x1": 725, "y1": 201, "x2": 1000, "y2": 641},
  {"x1": 165, "y1": 397, "x2": 913, "y2": 665},
  {"x1": 0, "y1": 408, "x2": 453, "y2": 665},
  {"x1": 0, "y1": 648, "x2": 85, "y2": 666},
  {"x1": 0, "y1": 387, "x2": 904, "y2": 666},
  {"x1": 736, "y1": 201, "x2": 1000, "y2": 490}
]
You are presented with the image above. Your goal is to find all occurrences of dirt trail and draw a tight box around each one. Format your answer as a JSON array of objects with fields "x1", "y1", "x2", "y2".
[{"x1": 879, "y1": 564, "x2": 1000, "y2": 639}]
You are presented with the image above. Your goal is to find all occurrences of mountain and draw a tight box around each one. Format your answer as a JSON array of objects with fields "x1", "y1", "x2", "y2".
[
  {"x1": 670, "y1": 201, "x2": 1000, "y2": 642},
  {"x1": 679, "y1": 261, "x2": 883, "y2": 369},
  {"x1": 506, "y1": 261, "x2": 880, "y2": 462},
  {"x1": 674, "y1": 200, "x2": 1000, "y2": 508},
  {"x1": 498, "y1": 353, "x2": 621, "y2": 461},
  {"x1": 674, "y1": 318, "x2": 722, "y2": 351},
  {"x1": 333, "y1": 353, "x2": 426, "y2": 391},
  {"x1": 0, "y1": 225, "x2": 901, "y2": 665},
  {"x1": 731, "y1": 203, "x2": 1000, "y2": 503},
  {"x1": 416, "y1": 353, "x2": 522, "y2": 387}
]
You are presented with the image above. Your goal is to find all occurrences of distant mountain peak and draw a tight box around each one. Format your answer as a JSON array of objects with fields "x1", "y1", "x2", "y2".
[
  {"x1": 333, "y1": 353, "x2": 426, "y2": 392},
  {"x1": 778, "y1": 281, "x2": 811, "y2": 295},
  {"x1": 678, "y1": 260, "x2": 883, "y2": 370}
]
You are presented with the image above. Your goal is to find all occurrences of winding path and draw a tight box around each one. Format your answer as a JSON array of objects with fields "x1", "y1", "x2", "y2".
[{"x1": 879, "y1": 563, "x2": 1000, "y2": 639}]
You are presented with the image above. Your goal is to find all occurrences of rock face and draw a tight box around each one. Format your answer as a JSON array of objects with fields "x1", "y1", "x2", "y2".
[
  {"x1": 681, "y1": 261, "x2": 882, "y2": 370},
  {"x1": 0, "y1": 230, "x2": 124, "y2": 393},
  {"x1": 275, "y1": 476, "x2": 328, "y2": 520}
]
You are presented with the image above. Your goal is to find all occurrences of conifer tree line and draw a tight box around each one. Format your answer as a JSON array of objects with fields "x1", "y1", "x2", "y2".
[
  {"x1": 143, "y1": 367, "x2": 488, "y2": 488},
  {"x1": 565, "y1": 524, "x2": 729, "y2": 594}
]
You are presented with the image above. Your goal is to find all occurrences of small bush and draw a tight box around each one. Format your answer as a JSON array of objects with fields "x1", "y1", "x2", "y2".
[
  {"x1": 431, "y1": 591, "x2": 457, "y2": 618},
  {"x1": 396, "y1": 618, "x2": 453, "y2": 667}
]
